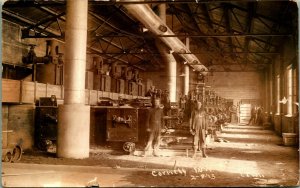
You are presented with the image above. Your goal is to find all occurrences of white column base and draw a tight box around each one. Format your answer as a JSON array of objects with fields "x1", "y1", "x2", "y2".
[{"x1": 57, "y1": 104, "x2": 90, "y2": 159}]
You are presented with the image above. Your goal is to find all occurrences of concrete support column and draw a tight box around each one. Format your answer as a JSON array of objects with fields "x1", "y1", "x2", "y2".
[
  {"x1": 184, "y1": 65, "x2": 189, "y2": 96},
  {"x1": 184, "y1": 37, "x2": 190, "y2": 96},
  {"x1": 168, "y1": 55, "x2": 177, "y2": 102},
  {"x1": 57, "y1": 0, "x2": 90, "y2": 159},
  {"x1": 157, "y1": 4, "x2": 177, "y2": 102},
  {"x1": 265, "y1": 68, "x2": 270, "y2": 113}
]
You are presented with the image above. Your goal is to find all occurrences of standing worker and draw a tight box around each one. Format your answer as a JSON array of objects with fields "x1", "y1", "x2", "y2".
[
  {"x1": 190, "y1": 100, "x2": 208, "y2": 158},
  {"x1": 247, "y1": 105, "x2": 257, "y2": 125},
  {"x1": 143, "y1": 98, "x2": 164, "y2": 157}
]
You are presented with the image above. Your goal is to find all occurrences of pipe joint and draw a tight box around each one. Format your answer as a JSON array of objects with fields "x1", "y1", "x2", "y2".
[
  {"x1": 192, "y1": 60, "x2": 199, "y2": 64},
  {"x1": 179, "y1": 48, "x2": 186, "y2": 54},
  {"x1": 158, "y1": 25, "x2": 168, "y2": 33}
]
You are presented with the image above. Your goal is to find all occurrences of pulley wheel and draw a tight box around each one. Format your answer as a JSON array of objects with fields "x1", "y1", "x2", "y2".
[
  {"x1": 12, "y1": 145, "x2": 22, "y2": 162},
  {"x1": 3, "y1": 152, "x2": 12, "y2": 162}
]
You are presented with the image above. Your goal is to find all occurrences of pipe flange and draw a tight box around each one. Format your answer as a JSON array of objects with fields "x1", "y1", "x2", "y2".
[{"x1": 158, "y1": 25, "x2": 168, "y2": 33}]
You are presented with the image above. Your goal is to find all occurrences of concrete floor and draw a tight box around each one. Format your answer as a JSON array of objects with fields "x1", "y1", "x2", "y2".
[{"x1": 2, "y1": 124, "x2": 299, "y2": 187}]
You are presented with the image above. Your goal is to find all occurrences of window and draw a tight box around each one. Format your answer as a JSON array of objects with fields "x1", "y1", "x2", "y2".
[
  {"x1": 286, "y1": 66, "x2": 293, "y2": 116},
  {"x1": 276, "y1": 75, "x2": 280, "y2": 115},
  {"x1": 270, "y1": 67, "x2": 273, "y2": 114},
  {"x1": 292, "y1": 68, "x2": 297, "y2": 114}
]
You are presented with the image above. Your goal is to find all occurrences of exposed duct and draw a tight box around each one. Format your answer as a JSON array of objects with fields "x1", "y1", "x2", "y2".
[
  {"x1": 119, "y1": 1, "x2": 208, "y2": 74},
  {"x1": 157, "y1": 4, "x2": 176, "y2": 102}
]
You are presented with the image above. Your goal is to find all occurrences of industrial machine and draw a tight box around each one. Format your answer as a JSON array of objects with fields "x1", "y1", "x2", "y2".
[
  {"x1": 90, "y1": 106, "x2": 147, "y2": 154},
  {"x1": 35, "y1": 95, "x2": 58, "y2": 151},
  {"x1": 22, "y1": 41, "x2": 64, "y2": 84}
]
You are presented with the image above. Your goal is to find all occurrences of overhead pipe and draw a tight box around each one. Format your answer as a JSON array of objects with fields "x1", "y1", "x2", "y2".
[
  {"x1": 157, "y1": 4, "x2": 176, "y2": 102},
  {"x1": 184, "y1": 37, "x2": 190, "y2": 96},
  {"x1": 119, "y1": 1, "x2": 208, "y2": 74}
]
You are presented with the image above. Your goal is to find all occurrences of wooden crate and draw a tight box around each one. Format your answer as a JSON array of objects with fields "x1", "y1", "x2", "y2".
[
  {"x1": 89, "y1": 90, "x2": 98, "y2": 105},
  {"x1": 21, "y1": 81, "x2": 35, "y2": 103},
  {"x1": 35, "y1": 83, "x2": 47, "y2": 101},
  {"x1": 2, "y1": 79, "x2": 21, "y2": 103},
  {"x1": 111, "y1": 92, "x2": 119, "y2": 100},
  {"x1": 46, "y1": 84, "x2": 62, "y2": 99},
  {"x1": 97, "y1": 91, "x2": 103, "y2": 102},
  {"x1": 102, "y1": 91, "x2": 110, "y2": 98}
]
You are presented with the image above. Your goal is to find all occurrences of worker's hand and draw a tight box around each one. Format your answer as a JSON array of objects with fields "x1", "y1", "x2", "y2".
[
  {"x1": 146, "y1": 128, "x2": 151, "y2": 132},
  {"x1": 190, "y1": 129, "x2": 195, "y2": 135}
]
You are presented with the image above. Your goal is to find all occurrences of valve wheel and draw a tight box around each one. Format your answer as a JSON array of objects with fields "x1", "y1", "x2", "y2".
[{"x1": 123, "y1": 142, "x2": 135, "y2": 153}]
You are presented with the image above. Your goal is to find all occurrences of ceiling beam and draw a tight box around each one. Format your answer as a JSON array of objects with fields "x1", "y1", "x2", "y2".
[
  {"x1": 156, "y1": 33, "x2": 292, "y2": 37},
  {"x1": 36, "y1": 6, "x2": 66, "y2": 21},
  {"x1": 22, "y1": 11, "x2": 65, "y2": 33},
  {"x1": 223, "y1": 4, "x2": 235, "y2": 58},
  {"x1": 262, "y1": 2, "x2": 291, "y2": 64},
  {"x1": 209, "y1": 62, "x2": 271, "y2": 65},
  {"x1": 228, "y1": 3, "x2": 293, "y2": 29},
  {"x1": 87, "y1": 47, "x2": 146, "y2": 71},
  {"x1": 200, "y1": 4, "x2": 221, "y2": 49},
  {"x1": 86, "y1": 51, "x2": 279, "y2": 55},
  {"x1": 100, "y1": 33, "x2": 292, "y2": 38},
  {"x1": 88, "y1": 10, "x2": 141, "y2": 38},
  {"x1": 2, "y1": 9, "x2": 62, "y2": 38},
  {"x1": 243, "y1": 2, "x2": 257, "y2": 65},
  {"x1": 3, "y1": 0, "x2": 289, "y2": 7}
]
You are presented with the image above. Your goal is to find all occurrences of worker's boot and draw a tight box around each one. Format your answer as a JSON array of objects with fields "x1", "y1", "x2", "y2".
[
  {"x1": 153, "y1": 149, "x2": 161, "y2": 157},
  {"x1": 202, "y1": 148, "x2": 207, "y2": 158},
  {"x1": 192, "y1": 148, "x2": 197, "y2": 158}
]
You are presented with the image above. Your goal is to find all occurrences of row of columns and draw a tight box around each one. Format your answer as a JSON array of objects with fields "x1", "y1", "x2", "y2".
[
  {"x1": 57, "y1": 1, "x2": 190, "y2": 159},
  {"x1": 157, "y1": 4, "x2": 190, "y2": 102}
]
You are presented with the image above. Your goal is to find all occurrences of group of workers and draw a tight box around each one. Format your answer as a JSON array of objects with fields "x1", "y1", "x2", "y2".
[
  {"x1": 142, "y1": 89, "x2": 231, "y2": 158},
  {"x1": 247, "y1": 105, "x2": 263, "y2": 126}
]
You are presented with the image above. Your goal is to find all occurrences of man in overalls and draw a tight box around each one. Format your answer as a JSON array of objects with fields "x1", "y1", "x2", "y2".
[
  {"x1": 143, "y1": 98, "x2": 164, "y2": 157},
  {"x1": 190, "y1": 100, "x2": 208, "y2": 158}
]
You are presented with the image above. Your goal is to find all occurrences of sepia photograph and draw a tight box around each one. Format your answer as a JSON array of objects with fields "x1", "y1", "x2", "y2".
[{"x1": 1, "y1": 0, "x2": 299, "y2": 187}]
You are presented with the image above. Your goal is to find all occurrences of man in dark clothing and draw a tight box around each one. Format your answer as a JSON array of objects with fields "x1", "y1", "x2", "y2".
[
  {"x1": 190, "y1": 101, "x2": 208, "y2": 158},
  {"x1": 248, "y1": 106, "x2": 257, "y2": 125},
  {"x1": 143, "y1": 98, "x2": 164, "y2": 157},
  {"x1": 255, "y1": 106, "x2": 262, "y2": 125}
]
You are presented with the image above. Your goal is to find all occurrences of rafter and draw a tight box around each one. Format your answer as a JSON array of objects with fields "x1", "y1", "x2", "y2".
[
  {"x1": 262, "y1": 2, "x2": 291, "y2": 64},
  {"x1": 243, "y1": 2, "x2": 257, "y2": 64},
  {"x1": 2, "y1": 9, "x2": 62, "y2": 38},
  {"x1": 200, "y1": 4, "x2": 220, "y2": 49},
  {"x1": 223, "y1": 4, "x2": 235, "y2": 57},
  {"x1": 22, "y1": 11, "x2": 65, "y2": 35}
]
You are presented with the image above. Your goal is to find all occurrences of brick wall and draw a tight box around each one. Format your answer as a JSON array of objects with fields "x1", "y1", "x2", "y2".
[
  {"x1": 140, "y1": 66, "x2": 188, "y2": 100},
  {"x1": 206, "y1": 72, "x2": 264, "y2": 102}
]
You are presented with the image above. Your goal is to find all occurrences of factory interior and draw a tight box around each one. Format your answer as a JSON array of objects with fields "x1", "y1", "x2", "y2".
[{"x1": 1, "y1": 0, "x2": 299, "y2": 187}]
